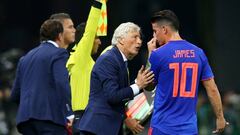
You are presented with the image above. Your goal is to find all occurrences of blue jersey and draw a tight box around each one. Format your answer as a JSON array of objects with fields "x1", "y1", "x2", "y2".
[{"x1": 149, "y1": 40, "x2": 213, "y2": 134}]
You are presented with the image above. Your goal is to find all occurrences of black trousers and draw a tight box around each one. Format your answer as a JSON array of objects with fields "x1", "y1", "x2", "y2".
[
  {"x1": 79, "y1": 128, "x2": 123, "y2": 135},
  {"x1": 18, "y1": 119, "x2": 67, "y2": 135},
  {"x1": 79, "y1": 123, "x2": 124, "y2": 135},
  {"x1": 79, "y1": 130, "x2": 96, "y2": 135}
]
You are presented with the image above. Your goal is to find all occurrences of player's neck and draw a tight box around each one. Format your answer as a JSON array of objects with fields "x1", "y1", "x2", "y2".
[{"x1": 169, "y1": 32, "x2": 182, "y2": 41}]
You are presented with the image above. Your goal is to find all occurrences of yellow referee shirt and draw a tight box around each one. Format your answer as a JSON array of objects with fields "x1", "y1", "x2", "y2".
[{"x1": 66, "y1": 5, "x2": 101, "y2": 111}]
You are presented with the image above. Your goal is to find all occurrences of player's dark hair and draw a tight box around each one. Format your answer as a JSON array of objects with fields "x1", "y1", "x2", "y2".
[{"x1": 151, "y1": 10, "x2": 180, "y2": 31}]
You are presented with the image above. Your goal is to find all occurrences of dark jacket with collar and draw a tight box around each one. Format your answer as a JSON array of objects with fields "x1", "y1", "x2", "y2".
[
  {"x1": 11, "y1": 42, "x2": 72, "y2": 128},
  {"x1": 79, "y1": 46, "x2": 134, "y2": 135}
]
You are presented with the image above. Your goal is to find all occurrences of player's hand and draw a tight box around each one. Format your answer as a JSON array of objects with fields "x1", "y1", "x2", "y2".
[
  {"x1": 147, "y1": 37, "x2": 157, "y2": 53},
  {"x1": 212, "y1": 117, "x2": 229, "y2": 134},
  {"x1": 125, "y1": 117, "x2": 144, "y2": 134}
]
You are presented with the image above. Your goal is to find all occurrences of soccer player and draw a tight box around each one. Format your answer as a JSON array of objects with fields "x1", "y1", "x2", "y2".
[{"x1": 146, "y1": 10, "x2": 228, "y2": 135}]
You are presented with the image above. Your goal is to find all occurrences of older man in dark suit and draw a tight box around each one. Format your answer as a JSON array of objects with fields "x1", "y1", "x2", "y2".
[
  {"x1": 79, "y1": 22, "x2": 154, "y2": 135},
  {"x1": 11, "y1": 17, "x2": 75, "y2": 135}
]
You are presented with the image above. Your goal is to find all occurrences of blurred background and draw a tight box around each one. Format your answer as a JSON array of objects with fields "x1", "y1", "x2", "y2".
[{"x1": 0, "y1": 0, "x2": 239, "y2": 134}]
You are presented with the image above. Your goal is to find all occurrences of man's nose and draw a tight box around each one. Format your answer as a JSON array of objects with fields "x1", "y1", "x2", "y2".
[{"x1": 137, "y1": 37, "x2": 142, "y2": 44}]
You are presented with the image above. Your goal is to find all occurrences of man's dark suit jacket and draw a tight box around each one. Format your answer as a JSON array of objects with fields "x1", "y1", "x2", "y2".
[
  {"x1": 79, "y1": 46, "x2": 135, "y2": 135},
  {"x1": 11, "y1": 42, "x2": 72, "y2": 128}
]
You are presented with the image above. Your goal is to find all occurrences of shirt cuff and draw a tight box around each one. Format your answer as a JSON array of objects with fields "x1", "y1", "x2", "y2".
[
  {"x1": 130, "y1": 84, "x2": 140, "y2": 96},
  {"x1": 67, "y1": 115, "x2": 74, "y2": 120}
]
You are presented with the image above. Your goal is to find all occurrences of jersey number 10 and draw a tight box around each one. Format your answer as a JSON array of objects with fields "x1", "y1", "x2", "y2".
[{"x1": 169, "y1": 62, "x2": 198, "y2": 98}]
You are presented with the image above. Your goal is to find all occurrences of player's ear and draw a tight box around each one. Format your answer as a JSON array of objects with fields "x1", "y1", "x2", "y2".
[{"x1": 162, "y1": 25, "x2": 168, "y2": 34}]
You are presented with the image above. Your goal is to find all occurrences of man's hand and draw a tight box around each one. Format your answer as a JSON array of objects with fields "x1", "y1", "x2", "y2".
[
  {"x1": 125, "y1": 117, "x2": 144, "y2": 134},
  {"x1": 67, "y1": 117, "x2": 73, "y2": 128},
  {"x1": 212, "y1": 118, "x2": 229, "y2": 134},
  {"x1": 147, "y1": 37, "x2": 157, "y2": 57},
  {"x1": 95, "y1": 0, "x2": 102, "y2": 3},
  {"x1": 136, "y1": 66, "x2": 154, "y2": 90},
  {"x1": 95, "y1": 0, "x2": 108, "y2": 3}
]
